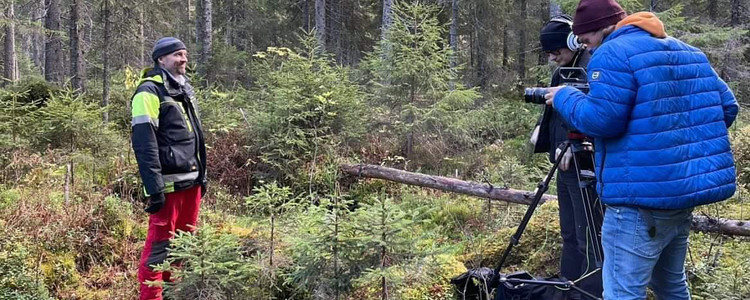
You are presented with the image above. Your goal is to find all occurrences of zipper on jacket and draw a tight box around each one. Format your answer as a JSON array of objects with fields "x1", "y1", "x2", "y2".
[{"x1": 183, "y1": 96, "x2": 205, "y2": 181}]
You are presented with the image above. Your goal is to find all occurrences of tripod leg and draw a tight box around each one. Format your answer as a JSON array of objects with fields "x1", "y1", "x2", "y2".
[
  {"x1": 492, "y1": 142, "x2": 572, "y2": 281},
  {"x1": 571, "y1": 143, "x2": 604, "y2": 265},
  {"x1": 567, "y1": 141, "x2": 604, "y2": 298}
]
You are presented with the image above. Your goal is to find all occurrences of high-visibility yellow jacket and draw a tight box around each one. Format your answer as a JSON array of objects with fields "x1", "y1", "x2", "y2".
[{"x1": 131, "y1": 67, "x2": 207, "y2": 196}]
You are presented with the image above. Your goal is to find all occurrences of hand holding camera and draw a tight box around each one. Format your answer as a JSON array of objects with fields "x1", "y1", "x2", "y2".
[
  {"x1": 523, "y1": 67, "x2": 589, "y2": 105},
  {"x1": 544, "y1": 86, "x2": 564, "y2": 107}
]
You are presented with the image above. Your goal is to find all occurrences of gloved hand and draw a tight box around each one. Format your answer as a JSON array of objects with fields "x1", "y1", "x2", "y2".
[
  {"x1": 144, "y1": 193, "x2": 165, "y2": 214},
  {"x1": 555, "y1": 145, "x2": 574, "y2": 172}
]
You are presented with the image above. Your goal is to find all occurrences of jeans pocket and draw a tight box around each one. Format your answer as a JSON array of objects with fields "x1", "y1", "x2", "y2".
[{"x1": 633, "y1": 212, "x2": 661, "y2": 258}]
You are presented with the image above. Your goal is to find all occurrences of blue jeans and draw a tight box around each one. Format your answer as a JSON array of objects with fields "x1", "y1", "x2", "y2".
[{"x1": 601, "y1": 205, "x2": 693, "y2": 300}]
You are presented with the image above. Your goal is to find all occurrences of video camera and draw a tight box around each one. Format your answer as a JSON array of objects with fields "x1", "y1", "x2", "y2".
[{"x1": 524, "y1": 67, "x2": 590, "y2": 104}]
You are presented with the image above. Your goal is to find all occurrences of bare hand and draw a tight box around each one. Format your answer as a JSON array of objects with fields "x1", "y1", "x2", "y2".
[
  {"x1": 544, "y1": 86, "x2": 565, "y2": 106},
  {"x1": 555, "y1": 146, "x2": 574, "y2": 171}
]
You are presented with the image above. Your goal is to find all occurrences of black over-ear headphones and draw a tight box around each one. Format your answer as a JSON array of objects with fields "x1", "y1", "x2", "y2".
[{"x1": 546, "y1": 15, "x2": 582, "y2": 51}]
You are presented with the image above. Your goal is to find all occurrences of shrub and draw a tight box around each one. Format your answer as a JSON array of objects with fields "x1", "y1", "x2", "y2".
[
  {"x1": 247, "y1": 41, "x2": 367, "y2": 185},
  {"x1": 0, "y1": 242, "x2": 52, "y2": 300},
  {"x1": 153, "y1": 225, "x2": 260, "y2": 300}
]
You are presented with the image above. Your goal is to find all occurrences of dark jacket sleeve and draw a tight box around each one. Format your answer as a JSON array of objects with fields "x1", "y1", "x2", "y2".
[{"x1": 131, "y1": 83, "x2": 164, "y2": 196}]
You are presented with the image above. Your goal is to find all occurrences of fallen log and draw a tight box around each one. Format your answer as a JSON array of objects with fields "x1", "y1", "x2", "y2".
[
  {"x1": 340, "y1": 163, "x2": 554, "y2": 205},
  {"x1": 691, "y1": 215, "x2": 750, "y2": 237},
  {"x1": 340, "y1": 163, "x2": 750, "y2": 237}
]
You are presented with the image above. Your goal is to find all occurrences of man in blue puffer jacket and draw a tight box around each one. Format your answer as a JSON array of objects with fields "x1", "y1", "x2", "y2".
[{"x1": 544, "y1": 0, "x2": 739, "y2": 299}]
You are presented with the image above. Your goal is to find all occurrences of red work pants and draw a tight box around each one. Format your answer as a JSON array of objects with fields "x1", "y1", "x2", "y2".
[{"x1": 137, "y1": 185, "x2": 202, "y2": 300}]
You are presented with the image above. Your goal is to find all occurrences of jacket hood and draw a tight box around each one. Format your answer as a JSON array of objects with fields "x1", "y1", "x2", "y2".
[
  {"x1": 615, "y1": 12, "x2": 667, "y2": 38},
  {"x1": 138, "y1": 67, "x2": 190, "y2": 95},
  {"x1": 138, "y1": 67, "x2": 163, "y2": 86}
]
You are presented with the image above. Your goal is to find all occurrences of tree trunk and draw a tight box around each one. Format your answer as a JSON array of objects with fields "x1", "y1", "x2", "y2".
[
  {"x1": 333, "y1": 195, "x2": 340, "y2": 300},
  {"x1": 450, "y1": 0, "x2": 458, "y2": 69},
  {"x1": 731, "y1": 0, "x2": 741, "y2": 26},
  {"x1": 538, "y1": 0, "x2": 549, "y2": 66},
  {"x1": 326, "y1": 0, "x2": 342, "y2": 63},
  {"x1": 380, "y1": 199, "x2": 388, "y2": 300},
  {"x1": 474, "y1": 0, "x2": 488, "y2": 89},
  {"x1": 502, "y1": 24, "x2": 509, "y2": 67},
  {"x1": 549, "y1": 0, "x2": 562, "y2": 17},
  {"x1": 380, "y1": 0, "x2": 394, "y2": 68},
  {"x1": 196, "y1": 0, "x2": 213, "y2": 83},
  {"x1": 140, "y1": 7, "x2": 146, "y2": 67},
  {"x1": 270, "y1": 213, "x2": 274, "y2": 267},
  {"x1": 222, "y1": 0, "x2": 231, "y2": 45},
  {"x1": 64, "y1": 162, "x2": 71, "y2": 204},
  {"x1": 304, "y1": 0, "x2": 311, "y2": 31},
  {"x1": 31, "y1": 0, "x2": 45, "y2": 73},
  {"x1": 382, "y1": 0, "x2": 393, "y2": 41},
  {"x1": 708, "y1": 0, "x2": 717, "y2": 21},
  {"x1": 339, "y1": 163, "x2": 750, "y2": 237},
  {"x1": 337, "y1": 0, "x2": 346, "y2": 64},
  {"x1": 70, "y1": 0, "x2": 86, "y2": 92},
  {"x1": 315, "y1": 0, "x2": 326, "y2": 52},
  {"x1": 516, "y1": 0, "x2": 527, "y2": 80},
  {"x1": 183, "y1": 0, "x2": 193, "y2": 51},
  {"x1": 45, "y1": 0, "x2": 64, "y2": 84},
  {"x1": 102, "y1": 0, "x2": 111, "y2": 123},
  {"x1": 4, "y1": 1, "x2": 18, "y2": 84}
]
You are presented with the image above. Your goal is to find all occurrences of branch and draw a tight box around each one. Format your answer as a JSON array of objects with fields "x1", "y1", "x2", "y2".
[{"x1": 340, "y1": 164, "x2": 750, "y2": 237}]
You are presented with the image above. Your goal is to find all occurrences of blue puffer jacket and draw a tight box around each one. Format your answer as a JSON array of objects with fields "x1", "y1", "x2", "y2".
[{"x1": 553, "y1": 13, "x2": 739, "y2": 210}]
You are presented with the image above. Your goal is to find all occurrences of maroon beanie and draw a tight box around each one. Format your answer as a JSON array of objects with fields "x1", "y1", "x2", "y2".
[{"x1": 572, "y1": 0, "x2": 627, "y2": 35}]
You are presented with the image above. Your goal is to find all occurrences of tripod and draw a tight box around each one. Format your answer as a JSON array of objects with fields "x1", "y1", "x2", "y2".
[{"x1": 490, "y1": 132, "x2": 605, "y2": 300}]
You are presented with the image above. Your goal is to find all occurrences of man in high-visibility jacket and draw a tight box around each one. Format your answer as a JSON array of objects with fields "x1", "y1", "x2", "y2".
[{"x1": 131, "y1": 37, "x2": 207, "y2": 300}]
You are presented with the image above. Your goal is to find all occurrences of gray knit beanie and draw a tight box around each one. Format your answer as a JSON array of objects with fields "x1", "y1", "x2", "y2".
[{"x1": 151, "y1": 37, "x2": 186, "y2": 63}]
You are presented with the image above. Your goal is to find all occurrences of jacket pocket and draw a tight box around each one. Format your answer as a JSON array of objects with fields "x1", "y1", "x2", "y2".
[
  {"x1": 159, "y1": 100, "x2": 193, "y2": 143},
  {"x1": 159, "y1": 139, "x2": 198, "y2": 176},
  {"x1": 170, "y1": 139, "x2": 198, "y2": 173}
]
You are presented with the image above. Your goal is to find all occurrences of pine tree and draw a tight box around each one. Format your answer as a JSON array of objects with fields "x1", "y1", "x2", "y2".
[
  {"x1": 245, "y1": 182, "x2": 297, "y2": 268},
  {"x1": 351, "y1": 196, "x2": 419, "y2": 300},
  {"x1": 363, "y1": 1, "x2": 480, "y2": 161},
  {"x1": 288, "y1": 195, "x2": 355, "y2": 299},
  {"x1": 152, "y1": 225, "x2": 260, "y2": 299}
]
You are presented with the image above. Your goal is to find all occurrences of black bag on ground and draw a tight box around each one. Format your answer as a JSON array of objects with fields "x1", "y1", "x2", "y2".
[
  {"x1": 493, "y1": 271, "x2": 567, "y2": 300},
  {"x1": 450, "y1": 267, "x2": 495, "y2": 300},
  {"x1": 451, "y1": 269, "x2": 570, "y2": 300}
]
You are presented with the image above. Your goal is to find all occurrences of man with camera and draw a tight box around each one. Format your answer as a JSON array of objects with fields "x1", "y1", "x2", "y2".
[
  {"x1": 529, "y1": 15, "x2": 602, "y2": 299},
  {"x1": 544, "y1": 0, "x2": 739, "y2": 299}
]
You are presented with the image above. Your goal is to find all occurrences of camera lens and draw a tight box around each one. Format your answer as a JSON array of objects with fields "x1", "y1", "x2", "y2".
[{"x1": 524, "y1": 87, "x2": 548, "y2": 104}]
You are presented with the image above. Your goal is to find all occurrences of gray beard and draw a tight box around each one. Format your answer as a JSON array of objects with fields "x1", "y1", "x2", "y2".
[
  {"x1": 162, "y1": 68, "x2": 186, "y2": 87},
  {"x1": 174, "y1": 74, "x2": 186, "y2": 86}
]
